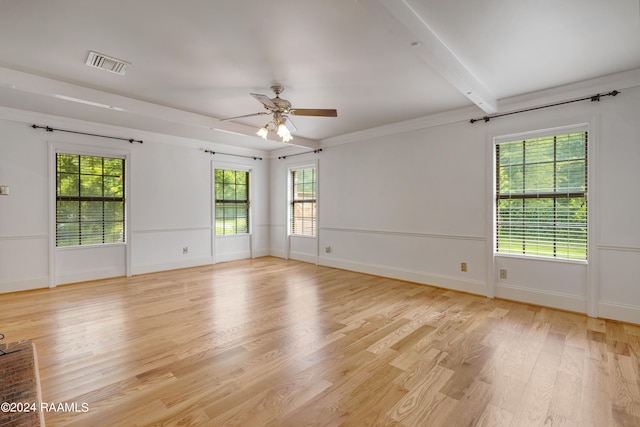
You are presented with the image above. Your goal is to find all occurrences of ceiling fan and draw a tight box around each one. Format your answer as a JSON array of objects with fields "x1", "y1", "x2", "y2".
[{"x1": 221, "y1": 85, "x2": 338, "y2": 142}]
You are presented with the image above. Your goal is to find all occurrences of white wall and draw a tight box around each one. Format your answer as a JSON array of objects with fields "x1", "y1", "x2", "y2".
[
  {"x1": 0, "y1": 111, "x2": 270, "y2": 290},
  {"x1": 0, "y1": 119, "x2": 50, "y2": 292},
  {"x1": 269, "y1": 85, "x2": 640, "y2": 324},
  {"x1": 317, "y1": 123, "x2": 488, "y2": 296},
  {"x1": 2, "y1": 84, "x2": 639, "y2": 325}
]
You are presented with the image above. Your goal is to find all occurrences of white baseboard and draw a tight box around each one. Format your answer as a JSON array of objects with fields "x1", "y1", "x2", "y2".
[
  {"x1": 598, "y1": 301, "x2": 640, "y2": 325},
  {"x1": 18, "y1": 253, "x2": 635, "y2": 325},
  {"x1": 318, "y1": 256, "x2": 487, "y2": 296},
  {"x1": 496, "y1": 283, "x2": 587, "y2": 314},
  {"x1": 56, "y1": 268, "x2": 125, "y2": 286},
  {"x1": 289, "y1": 251, "x2": 318, "y2": 264},
  {"x1": 131, "y1": 257, "x2": 214, "y2": 275},
  {"x1": 251, "y1": 249, "x2": 271, "y2": 258},
  {"x1": 268, "y1": 249, "x2": 287, "y2": 259},
  {"x1": 267, "y1": 250, "x2": 318, "y2": 264},
  {"x1": 259, "y1": 255, "x2": 640, "y2": 325},
  {"x1": 0, "y1": 276, "x2": 49, "y2": 293},
  {"x1": 215, "y1": 251, "x2": 251, "y2": 263}
]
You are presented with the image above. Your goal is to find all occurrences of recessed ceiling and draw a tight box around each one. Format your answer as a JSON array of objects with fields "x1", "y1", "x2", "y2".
[{"x1": 0, "y1": 0, "x2": 639, "y2": 151}]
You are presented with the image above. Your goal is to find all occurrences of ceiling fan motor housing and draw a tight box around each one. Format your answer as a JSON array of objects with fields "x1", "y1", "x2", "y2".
[
  {"x1": 220, "y1": 85, "x2": 337, "y2": 129},
  {"x1": 271, "y1": 97, "x2": 291, "y2": 111},
  {"x1": 269, "y1": 86, "x2": 291, "y2": 111}
]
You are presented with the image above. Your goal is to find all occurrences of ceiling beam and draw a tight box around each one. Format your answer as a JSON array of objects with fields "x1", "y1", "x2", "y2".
[
  {"x1": 376, "y1": 0, "x2": 497, "y2": 114},
  {"x1": 0, "y1": 67, "x2": 319, "y2": 150}
]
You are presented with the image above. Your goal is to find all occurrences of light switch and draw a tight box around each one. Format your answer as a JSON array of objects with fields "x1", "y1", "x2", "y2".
[{"x1": 0, "y1": 186, "x2": 9, "y2": 196}]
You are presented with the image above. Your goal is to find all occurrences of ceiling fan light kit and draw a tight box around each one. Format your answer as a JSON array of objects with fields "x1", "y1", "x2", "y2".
[
  {"x1": 223, "y1": 85, "x2": 338, "y2": 143},
  {"x1": 276, "y1": 125, "x2": 292, "y2": 142},
  {"x1": 256, "y1": 125, "x2": 269, "y2": 139}
]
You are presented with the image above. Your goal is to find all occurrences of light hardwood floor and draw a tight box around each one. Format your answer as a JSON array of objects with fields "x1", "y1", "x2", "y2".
[{"x1": 1, "y1": 257, "x2": 639, "y2": 426}]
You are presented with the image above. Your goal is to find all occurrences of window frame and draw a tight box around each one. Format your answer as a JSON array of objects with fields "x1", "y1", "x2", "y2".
[
  {"x1": 55, "y1": 151, "x2": 126, "y2": 247},
  {"x1": 289, "y1": 164, "x2": 318, "y2": 237},
  {"x1": 494, "y1": 125, "x2": 589, "y2": 262},
  {"x1": 214, "y1": 167, "x2": 251, "y2": 236}
]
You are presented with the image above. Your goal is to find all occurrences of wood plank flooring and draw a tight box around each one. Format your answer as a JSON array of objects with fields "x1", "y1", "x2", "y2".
[{"x1": 1, "y1": 257, "x2": 639, "y2": 426}]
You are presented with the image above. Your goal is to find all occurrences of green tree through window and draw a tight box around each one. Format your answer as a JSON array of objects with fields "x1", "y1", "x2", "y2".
[
  {"x1": 56, "y1": 153, "x2": 125, "y2": 246},
  {"x1": 215, "y1": 169, "x2": 249, "y2": 235},
  {"x1": 290, "y1": 167, "x2": 317, "y2": 236},
  {"x1": 496, "y1": 131, "x2": 587, "y2": 260}
]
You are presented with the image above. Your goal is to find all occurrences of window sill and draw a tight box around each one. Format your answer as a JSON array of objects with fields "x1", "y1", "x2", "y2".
[
  {"x1": 215, "y1": 233, "x2": 251, "y2": 239},
  {"x1": 56, "y1": 242, "x2": 126, "y2": 251},
  {"x1": 494, "y1": 252, "x2": 588, "y2": 265}
]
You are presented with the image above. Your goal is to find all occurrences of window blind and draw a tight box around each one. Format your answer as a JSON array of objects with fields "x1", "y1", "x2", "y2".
[
  {"x1": 496, "y1": 131, "x2": 588, "y2": 260},
  {"x1": 215, "y1": 169, "x2": 249, "y2": 235},
  {"x1": 56, "y1": 153, "x2": 125, "y2": 246},
  {"x1": 291, "y1": 167, "x2": 317, "y2": 236}
]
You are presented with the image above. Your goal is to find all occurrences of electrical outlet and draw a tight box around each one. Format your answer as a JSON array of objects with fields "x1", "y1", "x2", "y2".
[
  {"x1": 460, "y1": 262, "x2": 467, "y2": 272},
  {"x1": 0, "y1": 185, "x2": 9, "y2": 196},
  {"x1": 500, "y1": 269, "x2": 507, "y2": 279},
  {"x1": 325, "y1": 246, "x2": 332, "y2": 253},
  {"x1": 182, "y1": 246, "x2": 189, "y2": 254}
]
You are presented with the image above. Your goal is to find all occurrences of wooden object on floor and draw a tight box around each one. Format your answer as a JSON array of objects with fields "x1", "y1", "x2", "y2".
[
  {"x1": 0, "y1": 340, "x2": 45, "y2": 427},
  {"x1": 0, "y1": 257, "x2": 639, "y2": 426}
]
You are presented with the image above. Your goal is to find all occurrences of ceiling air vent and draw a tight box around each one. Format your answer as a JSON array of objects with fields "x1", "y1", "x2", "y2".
[{"x1": 85, "y1": 51, "x2": 130, "y2": 75}]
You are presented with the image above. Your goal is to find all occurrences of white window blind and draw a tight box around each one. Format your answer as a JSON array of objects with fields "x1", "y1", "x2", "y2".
[{"x1": 496, "y1": 130, "x2": 588, "y2": 260}]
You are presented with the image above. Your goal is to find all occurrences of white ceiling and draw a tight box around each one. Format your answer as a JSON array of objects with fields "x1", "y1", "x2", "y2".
[{"x1": 1, "y1": 0, "x2": 639, "y2": 151}]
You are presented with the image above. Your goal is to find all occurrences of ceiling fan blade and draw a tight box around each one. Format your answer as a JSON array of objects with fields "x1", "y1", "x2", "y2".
[
  {"x1": 283, "y1": 115, "x2": 298, "y2": 133},
  {"x1": 250, "y1": 93, "x2": 277, "y2": 108},
  {"x1": 290, "y1": 108, "x2": 338, "y2": 117},
  {"x1": 220, "y1": 111, "x2": 269, "y2": 121}
]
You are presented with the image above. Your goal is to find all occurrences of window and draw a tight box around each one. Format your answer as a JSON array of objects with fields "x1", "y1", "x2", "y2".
[
  {"x1": 290, "y1": 167, "x2": 317, "y2": 236},
  {"x1": 56, "y1": 153, "x2": 125, "y2": 247},
  {"x1": 496, "y1": 130, "x2": 588, "y2": 260},
  {"x1": 215, "y1": 169, "x2": 249, "y2": 235}
]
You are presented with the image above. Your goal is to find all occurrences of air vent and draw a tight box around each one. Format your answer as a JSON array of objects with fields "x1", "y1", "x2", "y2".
[{"x1": 85, "y1": 51, "x2": 130, "y2": 75}]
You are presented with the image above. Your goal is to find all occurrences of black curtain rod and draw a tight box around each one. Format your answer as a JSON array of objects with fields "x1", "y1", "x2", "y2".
[
  {"x1": 204, "y1": 149, "x2": 262, "y2": 160},
  {"x1": 32, "y1": 124, "x2": 143, "y2": 143},
  {"x1": 278, "y1": 148, "x2": 323, "y2": 160},
  {"x1": 469, "y1": 90, "x2": 620, "y2": 124}
]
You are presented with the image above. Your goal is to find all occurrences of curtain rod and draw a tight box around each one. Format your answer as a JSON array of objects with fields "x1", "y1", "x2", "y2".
[
  {"x1": 469, "y1": 90, "x2": 620, "y2": 124},
  {"x1": 32, "y1": 124, "x2": 143, "y2": 143},
  {"x1": 204, "y1": 149, "x2": 262, "y2": 160},
  {"x1": 278, "y1": 148, "x2": 323, "y2": 160}
]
